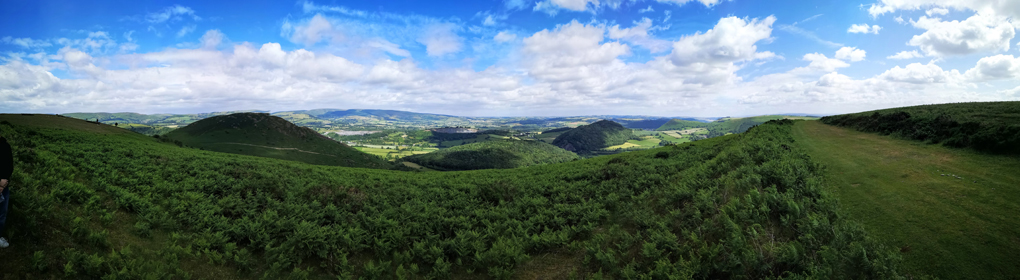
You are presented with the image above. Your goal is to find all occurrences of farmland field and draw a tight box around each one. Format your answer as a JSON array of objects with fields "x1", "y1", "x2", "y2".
[
  {"x1": 355, "y1": 146, "x2": 436, "y2": 159},
  {"x1": 791, "y1": 120, "x2": 1020, "y2": 279}
]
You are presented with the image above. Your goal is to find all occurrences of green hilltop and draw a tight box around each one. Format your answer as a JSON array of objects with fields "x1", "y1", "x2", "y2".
[
  {"x1": 402, "y1": 139, "x2": 579, "y2": 171},
  {"x1": 164, "y1": 113, "x2": 391, "y2": 168},
  {"x1": 551, "y1": 120, "x2": 632, "y2": 153}
]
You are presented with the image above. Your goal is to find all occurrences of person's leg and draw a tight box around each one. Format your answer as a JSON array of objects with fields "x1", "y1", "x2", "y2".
[{"x1": 0, "y1": 186, "x2": 8, "y2": 238}]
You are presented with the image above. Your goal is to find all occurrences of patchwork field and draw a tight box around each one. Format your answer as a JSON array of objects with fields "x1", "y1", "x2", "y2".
[
  {"x1": 791, "y1": 120, "x2": 1020, "y2": 279},
  {"x1": 355, "y1": 146, "x2": 436, "y2": 159}
]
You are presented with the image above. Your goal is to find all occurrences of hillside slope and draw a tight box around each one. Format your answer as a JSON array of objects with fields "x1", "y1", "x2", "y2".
[
  {"x1": 551, "y1": 120, "x2": 632, "y2": 153},
  {"x1": 0, "y1": 115, "x2": 900, "y2": 279},
  {"x1": 165, "y1": 113, "x2": 391, "y2": 168},
  {"x1": 792, "y1": 120, "x2": 1020, "y2": 279},
  {"x1": 820, "y1": 101, "x2": 1020, "y2": 154},
  {"x1": 402, "y1": 140, "x2": 578, "y2": 171}
]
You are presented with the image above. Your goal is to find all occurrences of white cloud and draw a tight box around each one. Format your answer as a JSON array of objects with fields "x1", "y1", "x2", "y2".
[
  {"x1": 417, "y1": 23, "x2": 463, "y2": 57},
  {"x1": 145, "y1": 5, "x2": 199, "y2": 23},
  {"x1": 199, "y1": 30, "x2": 224, "y2": 49},
  {"x1": 848, "y1": 23, "x2": 882, "y2": 34},
  {"x1": 1, "y1": 37, "x2": 52, "y2": 49},
  {"x1": 670, "y1": 16, "x2": 777, "y2": 66},
  {"x1": 908, "y1": 14, "x2": 1015, "y2": 57},
  {"x1": 654, "y1": 0, "x2": 721, "y2": 8},
  {"x1": 284, "y1": 14, "x2": 343, "y2": 46},
  {"x1": 887, "y1": 50, "x2": 923, "y2": 59},
  {"x1": 494, "y1": 31, "x2": 517, "y2": 43},
  {"x1": 879, "y1": 62, "x2": 961, "y2": 84},
  {"x1": 835, "y1": 47, "x2": 867, "y2": 62},
  {"x1": 547, "y1": 0, "x2": 598, "y2": 11},
  {"x1": 483, "y1": 15, "x2": 498, "y2": 26},
  {"x1": 963, "y1": 54, "x2": 1020, "y2": 81},
  {"x1": 803, "y1": 53, "x2": 850, "y2": 72},
  {"x1": 926, "y1": 7, "x2": 949, "y2": 16},
  {"x1": 608, "y1": 18, "x2": 671, "y2": 53},
  {"x1": 522, "y1": 20, "x2": 629, "y2": 82},
  {"x1": 638, "y1": 6, "x2": 654, "y2": 13},
  {"x1": 868, "y1": 0, "x2": 1020, "y2": 20},
  {"x1": 177, "y1": 25, "x2": 196, "y2": 38},
  {"x1": 895, "y1": 16, "x2": 905, "y2": 24}
]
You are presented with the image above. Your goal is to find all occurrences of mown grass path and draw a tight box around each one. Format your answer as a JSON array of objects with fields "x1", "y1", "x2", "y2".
[{"x1": 791, "y1": 120, "x2": 1020, "y2": 279}]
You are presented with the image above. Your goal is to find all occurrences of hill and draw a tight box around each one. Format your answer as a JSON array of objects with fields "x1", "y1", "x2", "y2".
[
  {"x1": 657, "y1": 115, "x2": 819, "y2": 137},
  {"x1": 402, "y1": 140, "x2": 579, "y2": 171},
  {"x1": 820, "y1": 101, "x2": 1020, "y2": 154},
  {"x1": 551, "y1": 120, "x2": 632, "y2": 153},
  {"x1": 164, "y1": 113, "x2": 391, "y2": 168},
  {"x1": 0, "y1": 114, "x2": 899, "y2": 279},
  {"x1": 612, "y1": 118, "x2": 673, "y2": 130}
]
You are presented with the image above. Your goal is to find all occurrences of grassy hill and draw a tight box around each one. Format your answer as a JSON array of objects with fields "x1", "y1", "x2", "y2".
[
  {"x1": 551, "y1": 120, "x2": 632, "y2": 153},
  {"x1": 402, "y1": 140, "x2": 579, "y2": 171},
  {"x1": 656, "y1": 115, "x2": 818, "y2": 137},
  {"x1": 820, "y1": 101, "x2": 1020, "y2": 154},
  {"x1": 0, "y1": 114, "x2": 899, "y2": 279},
  {"x1": 164, "y1": 113, "x2": 391, "y2": 168},
  {"x1": 792, "y1": 120, "x2": 1020, "y2": 279}
]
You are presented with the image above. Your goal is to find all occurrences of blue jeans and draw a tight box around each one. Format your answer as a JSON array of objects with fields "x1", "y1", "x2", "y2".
[{"x1": 0, "y1": 186, "x2": 8, "y2": 237}]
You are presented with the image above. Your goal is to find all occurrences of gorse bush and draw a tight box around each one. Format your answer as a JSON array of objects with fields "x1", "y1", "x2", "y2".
[
  {"x1": 0, "y1": 117, "x2": 902, "y2": 278},
  {"x1": 821, "y1": 101, "x2": 1020, "y2": 154}
]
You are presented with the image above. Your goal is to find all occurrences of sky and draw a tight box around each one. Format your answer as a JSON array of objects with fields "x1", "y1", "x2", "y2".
[{"x1": 1, "y1": 0, "x2": 1019, "y2": 117}]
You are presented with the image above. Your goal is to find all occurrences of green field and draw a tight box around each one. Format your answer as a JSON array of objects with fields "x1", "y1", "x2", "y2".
[
  {"x1": 355, "y1": 146, "x2": 436, "y2": 159},
  {"x1": 792, "y1": 120, "x2": 1020, "y2": 279},
  {"x1": 603, "y1": 137, "x2": 661, "y2": 151}
]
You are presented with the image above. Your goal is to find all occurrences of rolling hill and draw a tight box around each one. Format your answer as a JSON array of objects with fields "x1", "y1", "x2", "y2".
[
  {"x1": 164, "y1": 113, "x2": 391, "y2": 168},
  {"x1": 401, "y1": 140, "x2": 579, "y2": 171},
  {"x1": 551, "y1": 120, "x2": 632, "y2": 153},
  {"x1": 0, "y1": 114, "x2": 898, "y2": 279},
  {"x1": 656, "y1": 115, "x2": 818, "y2": 136}
]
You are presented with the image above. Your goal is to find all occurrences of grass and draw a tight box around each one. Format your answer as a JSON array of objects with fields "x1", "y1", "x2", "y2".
[
  {"x1": 603, "y1": 138, "x2": 661, "y2": 151},
  {"x1": 791, "y1": 120, "x2": 1020, "y2": 279}
]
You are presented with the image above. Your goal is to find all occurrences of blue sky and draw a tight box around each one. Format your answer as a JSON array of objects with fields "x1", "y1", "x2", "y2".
[{"x1": 1, "y1": 0, "x2": 1018, "y2": 117}]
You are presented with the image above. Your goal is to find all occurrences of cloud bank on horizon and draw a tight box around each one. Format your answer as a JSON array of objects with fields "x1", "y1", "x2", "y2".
[{"x1": 0, "y1": 0, "x2": 1018, "y2": 117}]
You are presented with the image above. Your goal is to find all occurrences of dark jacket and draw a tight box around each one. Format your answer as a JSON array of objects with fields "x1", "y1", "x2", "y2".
[{"x1": 0, "y1": 137, "x2": 11, "y2": 180}]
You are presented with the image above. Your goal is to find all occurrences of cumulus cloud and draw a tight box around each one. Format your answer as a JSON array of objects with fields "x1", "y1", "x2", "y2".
[
  {"x1": 608, "y1": 18, "x2": 671, "y2": 53},
  {"x1": 964, "y1": 54, "x2": 1020, "y2": 81},
  {"x1": 908, "y1": 14, "x2": 1015, "y2": 57},
  {"x1": 835, "y1": 47, "x2": 867, "y2": 62},
  {"x1": 879, "y1": 62, "x2": 961, "y2": 84},
  {"x1": 887, "y1": 50, "x2": 923, "y2": 59},
  {"x1": 670, "y1": 16, "x2": 777, "y2": 66},
  {"x1": 522, "y1": 20, "x2": 629, "y2": 82},
  {"x1": 803, "y1": 53, "x2": 850, "y2": 72},
  {"x1": 494, "y1": 31, "x2": 517, "y2": 43},
  {"x1": 417, "y1": 23, "x2": 463, "y2": 57},
  {"x1": 848, "y1": 23, "x2": 882, "y2": 34}
]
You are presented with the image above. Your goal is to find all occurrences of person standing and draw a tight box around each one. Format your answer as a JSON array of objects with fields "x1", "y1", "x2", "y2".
[{"x1": 0, "y1": 133, "x2": 12, "y2": 248}]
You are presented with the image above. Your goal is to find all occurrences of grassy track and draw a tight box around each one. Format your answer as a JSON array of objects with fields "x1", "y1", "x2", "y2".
[{"x1": 791, "y1": 121, "x2": 1020, "y2": 279}]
